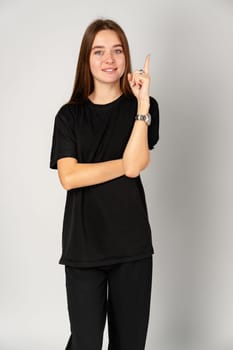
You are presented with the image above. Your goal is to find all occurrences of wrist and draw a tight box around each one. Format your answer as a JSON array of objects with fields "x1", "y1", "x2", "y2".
[{"x1": 137, "y1": 97, "x2": 150, "y2": 115}]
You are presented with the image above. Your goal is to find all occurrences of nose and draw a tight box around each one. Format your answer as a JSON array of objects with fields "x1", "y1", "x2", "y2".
[{"x1": 105, "y1": 50, "x2": 115, "y2": 63}]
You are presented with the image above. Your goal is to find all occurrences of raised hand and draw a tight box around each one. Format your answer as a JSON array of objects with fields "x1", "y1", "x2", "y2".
[{"x1": 128, "y1": 54, "x2": 151, "y2": 101}]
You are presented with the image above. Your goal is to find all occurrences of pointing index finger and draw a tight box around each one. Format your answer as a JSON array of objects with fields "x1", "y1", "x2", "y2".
[{"x1": 143, "y1": 54, "x2": 150, "y2": 74}]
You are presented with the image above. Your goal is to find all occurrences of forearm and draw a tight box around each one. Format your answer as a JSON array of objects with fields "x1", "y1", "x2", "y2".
[
  {"x1": 61, "y1": 159, "x2": 125, "y2": 190},
  {"x1": 123, "y1": 99, "x2": 150, "y2": 177}
]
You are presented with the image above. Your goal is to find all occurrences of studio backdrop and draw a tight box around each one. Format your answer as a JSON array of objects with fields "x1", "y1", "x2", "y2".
[{"x1": 0, "y1": 0, "x2": 233, "y2": 349}]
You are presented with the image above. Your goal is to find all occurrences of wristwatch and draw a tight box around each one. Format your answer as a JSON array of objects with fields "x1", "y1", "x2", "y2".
[{"x1": 135, "y1": 113, "x2": 151, "y2": 126}]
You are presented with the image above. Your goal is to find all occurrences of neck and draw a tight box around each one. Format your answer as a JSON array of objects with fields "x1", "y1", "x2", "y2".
[{"x1": 89, "y1": 82, "x2": 122, "y2": 104}]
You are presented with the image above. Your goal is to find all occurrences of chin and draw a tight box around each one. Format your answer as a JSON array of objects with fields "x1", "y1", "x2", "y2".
[{"x1": 97, "y1": 77, "x2": 121, "y2": 85}]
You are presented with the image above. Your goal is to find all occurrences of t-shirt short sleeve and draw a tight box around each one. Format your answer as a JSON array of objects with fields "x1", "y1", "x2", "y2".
[
  {"x1": 148, "y1": 97, "x2": 160, "y2": 150},
  {"x1": 49, "y1": 104, "x2": 77, "y2": 169}
]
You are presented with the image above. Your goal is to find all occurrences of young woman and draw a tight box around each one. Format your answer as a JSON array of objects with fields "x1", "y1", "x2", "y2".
[{"x1": 50, "y1": 18, "x2": 159, "y2": 350}]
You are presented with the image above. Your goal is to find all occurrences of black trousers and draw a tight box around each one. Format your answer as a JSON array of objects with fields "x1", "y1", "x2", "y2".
[{"x1": 64, "y1": 256, "x2": 153, "y2": 350}]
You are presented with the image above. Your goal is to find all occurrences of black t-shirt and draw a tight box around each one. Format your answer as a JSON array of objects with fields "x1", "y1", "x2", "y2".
[{"x1": 50, "y1": 93, "x2": 159, "y2": 267}]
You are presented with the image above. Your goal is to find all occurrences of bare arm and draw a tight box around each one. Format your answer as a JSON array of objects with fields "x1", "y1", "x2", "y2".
[
  {"x1": 122, "y1": 98, "x2": 150, "y2": 178},
  {"x1": 123, "y1": 55, "x2": 152, "y2": 177},
  {"x1": 57, "y1": 157, "x2": 125, "y2": 190}
]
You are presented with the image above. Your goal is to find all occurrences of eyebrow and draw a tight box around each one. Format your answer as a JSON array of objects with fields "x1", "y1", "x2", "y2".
[{"x1": 91, "y1": 44, "x2": 123, "y2": 50}]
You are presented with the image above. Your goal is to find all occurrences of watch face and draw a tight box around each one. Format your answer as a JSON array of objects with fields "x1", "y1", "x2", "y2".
[
  {"x1": 146, "y1": 114, "x2": 151, "y2": 125},
  {"x1": 135, "y1": 114, "x2": 151, "y2": 125}
]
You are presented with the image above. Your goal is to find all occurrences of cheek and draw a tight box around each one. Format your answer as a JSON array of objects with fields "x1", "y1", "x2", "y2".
[
  {"x1": 120, "y1": 54, "x2": 126, "y2": 65},
  {"x1": 89, "y1": 57, "x2": 100, "y2": 73},
  {"x1": 120, "y1": 56, "x2": 126, "y2": 71}
]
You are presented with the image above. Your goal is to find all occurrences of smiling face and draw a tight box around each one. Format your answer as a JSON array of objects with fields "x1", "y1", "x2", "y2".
[{"x1": 89, "y1": 29, "x2": 126, "y2": 89}]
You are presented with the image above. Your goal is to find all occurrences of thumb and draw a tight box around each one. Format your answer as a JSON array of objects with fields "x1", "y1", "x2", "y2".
[{"x1": 127, "y1": 72, "x2": 132, "y2": 82}]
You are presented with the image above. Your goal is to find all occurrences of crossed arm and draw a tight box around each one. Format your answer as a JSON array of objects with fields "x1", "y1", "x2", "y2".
[
  {"x1": 58, "y1": 102, "x2": 150, "y2": 190},
  {"x1": 57, "y1": 56, "x2": 152, "y2": 190}
]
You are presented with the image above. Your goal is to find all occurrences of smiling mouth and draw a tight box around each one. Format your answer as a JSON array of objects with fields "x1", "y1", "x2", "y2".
[{"x1": 102, "y1": 68, "x2": 117, "y2": 72}]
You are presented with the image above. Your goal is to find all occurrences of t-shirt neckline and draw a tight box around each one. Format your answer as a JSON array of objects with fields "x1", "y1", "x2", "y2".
[{"x1": 87, "y1": 93, "x2": 125, "y2": 110}]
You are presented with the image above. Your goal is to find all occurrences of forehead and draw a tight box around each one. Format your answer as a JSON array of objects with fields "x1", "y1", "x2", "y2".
[{"x1": 92, "y1": 29, "x2": 122, "y2": 47}]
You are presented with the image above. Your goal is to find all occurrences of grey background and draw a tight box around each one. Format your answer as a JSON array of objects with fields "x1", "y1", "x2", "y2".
[{"x1": 1, "y1": 0, "x2": 233, "y2": 349}]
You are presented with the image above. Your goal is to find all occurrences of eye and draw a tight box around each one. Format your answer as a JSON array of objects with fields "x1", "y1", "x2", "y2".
[
  {"x1": 114, "y1": 48, "x2": 123, "y2": 54},
  {"x1": 94, "y1": 50, "x2": 104, "y2": 56}
]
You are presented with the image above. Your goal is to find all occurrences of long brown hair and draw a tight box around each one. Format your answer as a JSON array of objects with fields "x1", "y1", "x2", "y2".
[{"x1": 68, "y1": 19, "x2": 133, "y2": 104}]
